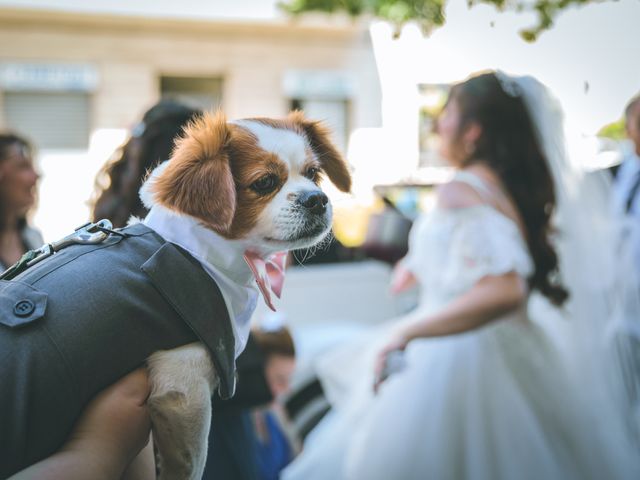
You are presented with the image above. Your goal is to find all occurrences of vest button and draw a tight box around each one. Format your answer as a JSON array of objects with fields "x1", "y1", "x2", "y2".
[{"x1": 14, "y1": 299, "x2": 35, "y2": 317}]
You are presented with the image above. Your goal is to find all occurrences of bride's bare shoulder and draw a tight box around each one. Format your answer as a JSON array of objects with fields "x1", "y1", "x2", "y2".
[{"x1": 436, "y1": 181, "x2": 484, "y2": 210}]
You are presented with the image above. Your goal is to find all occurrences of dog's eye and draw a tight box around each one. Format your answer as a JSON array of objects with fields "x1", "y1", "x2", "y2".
[
  {"x1": 305, "y1": 167, "x2": 321, "y2": 182},
  {"x1": 250, "y1": 174, "x2": 279, "y2": 194}
]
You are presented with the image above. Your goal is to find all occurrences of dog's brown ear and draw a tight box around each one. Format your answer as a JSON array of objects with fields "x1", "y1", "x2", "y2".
[
  {"x1": 150, "y1": 111, "x2": 236, "y2": 233},
  {"x1": 289, "y1": 111, "x2": 352, "y2": 193}
]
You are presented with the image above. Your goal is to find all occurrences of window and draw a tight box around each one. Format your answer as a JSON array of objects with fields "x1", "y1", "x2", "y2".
[
  {"x1": 4, "y1": 91, "x2": 90, "y2": 149},
  {"x1": 160, "y1": 76, "x2": 223, "y2": 112},
  {"x1": 291, "y1": 98, "x2": 350, "y2": 155},
  {"x1": 284, "y1": 70, "x2": 353, "y2": 156}
]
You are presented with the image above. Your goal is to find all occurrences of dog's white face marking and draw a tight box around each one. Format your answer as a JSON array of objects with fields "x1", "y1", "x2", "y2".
[
  {"x1": 237, "y1": 120, "x2": 333, "y2": 252},
  {"x1": 234, "y1": 120, "x2": 306, "y2": 169}
]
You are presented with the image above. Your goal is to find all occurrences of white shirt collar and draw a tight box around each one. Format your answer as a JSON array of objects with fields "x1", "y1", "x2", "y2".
[
  {"x1": 143, "y1": 205, "x2": 258, "y2": 356},
  {"x1": 143, "y1": 205, "x2": 254, "y2": 285}
]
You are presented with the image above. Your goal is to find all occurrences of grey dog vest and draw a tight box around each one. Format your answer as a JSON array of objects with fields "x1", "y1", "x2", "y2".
[{"x1": 0, "y1": 222, "x2": 236, "y2": 478}]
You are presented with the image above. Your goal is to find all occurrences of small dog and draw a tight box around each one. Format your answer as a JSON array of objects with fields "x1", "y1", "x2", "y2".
[
  {"x1": 141, "y1": 111, "x2": 351, "y2": 478},
  {"x1": 0, "y1": 110, "x2": 350, "y2": 479}
]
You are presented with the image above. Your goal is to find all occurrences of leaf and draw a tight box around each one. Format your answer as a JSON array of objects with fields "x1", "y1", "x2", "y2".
[{"x1": 278, "y1": 0, "x2": 613, "y2": 41}]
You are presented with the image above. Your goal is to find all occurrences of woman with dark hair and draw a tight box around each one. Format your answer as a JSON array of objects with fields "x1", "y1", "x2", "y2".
[
  {"x1": 91, "y1": 100, "x2": 202, "y2": 227},
  {"x1": 377, "y1": 71, "x2": 568, "y2": 347},
  {"x1": 0, "y1": 132, "x2": 42, "y2": 271},
  {"x1": 283, "y1": 71, "x2": 639, "y2": 480}
]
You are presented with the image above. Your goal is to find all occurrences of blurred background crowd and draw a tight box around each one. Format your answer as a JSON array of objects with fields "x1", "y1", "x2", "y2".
[{"x1": 1, "y1": 0, "x2": 639, "y2": 478}]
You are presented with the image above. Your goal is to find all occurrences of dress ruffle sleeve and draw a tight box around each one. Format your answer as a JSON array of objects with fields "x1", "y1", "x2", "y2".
[{"x1": 441, "y1": 207, "x2": 533, "y2": 291}]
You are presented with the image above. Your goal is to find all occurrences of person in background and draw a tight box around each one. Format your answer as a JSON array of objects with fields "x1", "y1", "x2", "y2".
[
  {"x1": 282, "y1": 71, "x2": 639, "y2": 480},
  {"x1": 612, "y1": 94, "x2": 640, "y2": 218},
  {"x1": 204, "y1": 320, "x2": 297, "y2": 480},
  {"x1": 611, "y1": 94, "x2": 640, "y2": 284},
  {"x1": 91, "y1": 100, "x2": 202, "y2": 227},
  {"x1": 0, "y1": 132, "x2": 43, "y2": 271},
  {"x1": 608, "y1": 95, "x2": 640, "y2": 439},
  {"x1": 251, "y1": 323, "x2": 297, "y2": 480}
]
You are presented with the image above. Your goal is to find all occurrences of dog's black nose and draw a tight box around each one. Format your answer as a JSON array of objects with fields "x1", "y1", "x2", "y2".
[{"x1": 298, "y1": 191, "x2": 329, "y2": 215}]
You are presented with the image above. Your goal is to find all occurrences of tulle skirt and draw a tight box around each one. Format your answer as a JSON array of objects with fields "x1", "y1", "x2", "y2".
[{"x1": 282, "y1": 312, "x2": 638, "y2": 480}]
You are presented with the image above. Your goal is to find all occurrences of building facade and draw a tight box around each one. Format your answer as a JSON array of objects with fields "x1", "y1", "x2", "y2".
[{"x1": 0, "y1": 5, "x2": 382, "y2": 240}]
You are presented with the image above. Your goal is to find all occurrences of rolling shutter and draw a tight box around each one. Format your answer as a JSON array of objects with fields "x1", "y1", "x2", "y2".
[{"x1": 4, "y1": 91, "x2": 90, "y2": 149}]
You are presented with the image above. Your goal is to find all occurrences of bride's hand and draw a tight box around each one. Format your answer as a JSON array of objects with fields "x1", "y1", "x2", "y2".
[{"x1": 373, "y1": 334, "x2": 409, "y2": 393}]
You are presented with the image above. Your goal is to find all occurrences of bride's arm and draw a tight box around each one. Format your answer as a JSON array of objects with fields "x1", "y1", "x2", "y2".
[
  {"x1": 400, "y1": 272, "x2": 527, "y2": 340},
  {"x1": 374, "y1": 272, "x2": 526, "y2": 389},
  {"x1": 397, "y1": 177, "x2": 527, "y2": 340},
  {"x1": 374, "y1": 179, "x2": 529, "y2": 388}
]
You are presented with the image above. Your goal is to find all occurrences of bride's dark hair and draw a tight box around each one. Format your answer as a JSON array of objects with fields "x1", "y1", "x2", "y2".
[{"x1": 449, "y1": 72, "x2": 569, "y2": 306}]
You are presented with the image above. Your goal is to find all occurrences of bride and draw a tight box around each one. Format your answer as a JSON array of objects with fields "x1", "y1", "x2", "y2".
[{"x1": 282, "y1": 71, "x2": 640, "y2": 480}]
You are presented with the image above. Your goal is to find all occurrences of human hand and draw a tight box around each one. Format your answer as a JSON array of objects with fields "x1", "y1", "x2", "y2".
[
  {"x1": 61, "y1": 368, "x2": 152, "y2": 476},
  {"x1": 389, "y1": 262, "x2": 417, "y2": 295},
  {"x1": 66, "y1": 368, "x2": 151, "y2": 462},
  {"x1": 373, "y1": 334, "x2": 409, "y2": 394}
]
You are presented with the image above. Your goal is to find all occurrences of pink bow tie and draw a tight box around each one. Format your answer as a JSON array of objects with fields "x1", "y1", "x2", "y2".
[{"x1": 243, "y1": 250, "x2": 288, "y2": 311}]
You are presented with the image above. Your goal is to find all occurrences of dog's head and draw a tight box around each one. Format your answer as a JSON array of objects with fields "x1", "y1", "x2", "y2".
[{"x1": 141, "y1": 110, "x2": 351, "y2": 252}]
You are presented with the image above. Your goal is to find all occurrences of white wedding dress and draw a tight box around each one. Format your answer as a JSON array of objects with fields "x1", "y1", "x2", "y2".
[{"x1": 282, "y1": 171, "x2": 638, "y2": 480}]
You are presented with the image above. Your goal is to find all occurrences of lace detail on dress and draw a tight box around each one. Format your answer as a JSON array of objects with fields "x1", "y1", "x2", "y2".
[
  {"x1": 406, "y1": 205, "x2": 533, "y2": 305},
  {"x1": 446, "y1": 207, "x2": 533, "y2": 283}
]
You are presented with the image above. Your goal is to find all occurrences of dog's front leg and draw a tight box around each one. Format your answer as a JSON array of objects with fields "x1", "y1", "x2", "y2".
[{"x1": 146, "y1": 342, "x2": 218, "y2": 480}]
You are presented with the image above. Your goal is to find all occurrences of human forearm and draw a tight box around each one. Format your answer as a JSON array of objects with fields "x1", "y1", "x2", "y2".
[
  {"x1": 400, "y1": 273, "x2": 527, "y2": 341},
  {"x1": 8, "y1": 447, "x2": 124, "y2": 480}
]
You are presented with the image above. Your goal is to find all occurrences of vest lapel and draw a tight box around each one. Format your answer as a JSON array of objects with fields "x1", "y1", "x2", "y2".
[{"x1": 141, "y1": 242, "x2": 236, "y2": 398}]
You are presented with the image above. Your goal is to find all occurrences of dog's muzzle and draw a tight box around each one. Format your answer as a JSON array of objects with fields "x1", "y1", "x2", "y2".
[
  {"x1": 296, "y1": 191, "x2": 329, "y2": 216},
  {"x1": 280, "y1": 190, "x2": 332, "y2": 243}
]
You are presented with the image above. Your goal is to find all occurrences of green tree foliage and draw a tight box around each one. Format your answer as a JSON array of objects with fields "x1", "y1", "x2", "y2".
[
  {"x1": 279, "y1": 0, "x2": 613, "y2": 41},
  {"x1": 598, "y1": 118, "x2": 626, "y2": 140}
]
